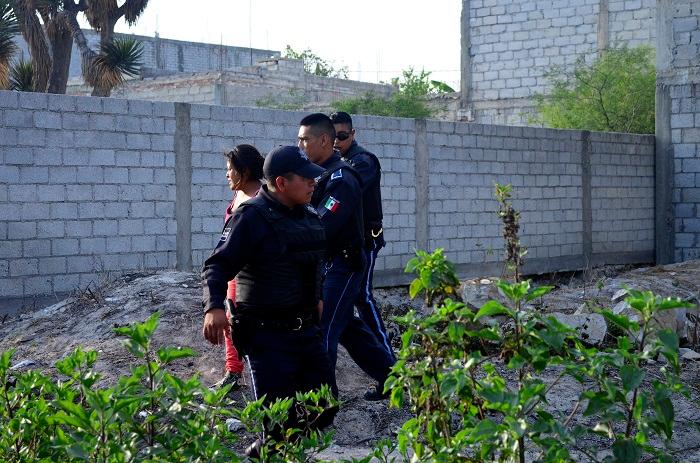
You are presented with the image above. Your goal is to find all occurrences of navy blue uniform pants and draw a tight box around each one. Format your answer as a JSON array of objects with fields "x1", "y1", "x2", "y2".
[
  {"x1": 321, "y1": 255, "x2": 395, "y2": 390},
  {"x1": 355, "y1": 237, "x2": 395, "y2": 362},
  {"x1": 237, "y1": 321, "x2": 336, "y2": 439},
  {"x1": 238, "y1": 322, "x2": 334, "y2": 404}
]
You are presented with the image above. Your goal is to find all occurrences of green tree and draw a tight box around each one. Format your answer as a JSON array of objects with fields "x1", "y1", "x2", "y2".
[
  {"x1": 534, "y1": 45, "x2": 655, "y2": 134},
  {"x1": 283, "y1": 45, "x2": 348, "y2": 79},
  {"x1": 64, "y1": 0, "x2": 147, "y2": 97},
  {"x1": 10, "y1": 0, "x2": 74, "y2": 93},
  {"x1": 332, "y1": 67, "x2": 454, "y2": 119},
  {"x1": 8, "y1": 0, "x2": 146, "y2": 96}
]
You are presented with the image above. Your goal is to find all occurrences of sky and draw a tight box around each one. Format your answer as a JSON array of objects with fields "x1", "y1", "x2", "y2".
[{"x1": 100, "y1": 0, "x2": 462, "y2": 89}]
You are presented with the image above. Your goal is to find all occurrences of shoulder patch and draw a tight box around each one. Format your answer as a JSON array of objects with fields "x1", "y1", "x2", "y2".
[
  {"x1": 323, "y1": 196, "x2": 340, "y2": 213},
  {"x1": 220, "y1": 227, "x2": 231, "y2": 242},
  {"x1": 330, "y1": 169, "x2": 343, "y2": 181},
  {"x1": 304, "y1": 204, "x2": 319, "y2": 217}
]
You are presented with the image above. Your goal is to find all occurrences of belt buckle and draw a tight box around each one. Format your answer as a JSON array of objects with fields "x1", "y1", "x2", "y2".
[{"x1": 291, "y1": 317, "x2": 303, "y2": 331}]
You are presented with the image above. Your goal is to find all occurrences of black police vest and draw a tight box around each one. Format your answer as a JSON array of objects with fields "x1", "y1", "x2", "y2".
[
  {"x1": 343, "y1": 143, "x2": 383, "y2": 230},
  {"x1": 235, "y1": 195, "x2": 326, "y2": 311},
  {"x1": 311, "y1": 156, "x2": 365, "y2": 256}
]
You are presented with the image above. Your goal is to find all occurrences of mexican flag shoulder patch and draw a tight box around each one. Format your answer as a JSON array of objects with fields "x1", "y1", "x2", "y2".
[{"x1": 324, "y1": 196, "x2": 340, "y2": 213}]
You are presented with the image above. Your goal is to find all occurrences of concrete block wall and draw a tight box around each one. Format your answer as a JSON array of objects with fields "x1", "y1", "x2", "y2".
[
  {"x1": 13, "y1": 30, "x2": 279, "y2": 80},
  {"x1": 590, "y1": 132, "x2": 655, "y2": 255},
  {"x1": 465, "y1": 0, "x2": 657, "y2": 126},
  {"x1": 425, "y1": 123, "x2": 584, "y2": 265},
  {"x1": 0, "y1": 90, "x2": 656, "y2": 298},
  {"x1": 69, "y1": 65, "x2": 394, "y2": 114},
  {"x1": 608, "y1": 0, "x2": 656, "y2": 46},
  {"x1": 109, "y1": 73, "x2": 220, "y2": 105},
  {"x1": 469, "y1": 0, "x2": 599, "y2": 103},
  {"x1": 661, "y1": 0, "x2": 700, "y2": 261},
  {"x1": 468, "y1": 0, "x2": 600, "y2": 125},
  {"x1": 0, "y1": 91, "x2": 178, "y2": 298}
]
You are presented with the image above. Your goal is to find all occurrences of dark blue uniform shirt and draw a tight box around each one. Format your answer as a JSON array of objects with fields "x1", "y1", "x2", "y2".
[
  {"x1": 202, "y1": 187, "x2": 308, "y2": 312},
  {"x1": 312, "y1": 153, "x2": 363, "y2": 248}
]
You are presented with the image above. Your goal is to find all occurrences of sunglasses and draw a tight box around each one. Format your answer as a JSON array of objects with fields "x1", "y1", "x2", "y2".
[{"x1": 335, "y1": 131, "x2": 352, "y2": 141}]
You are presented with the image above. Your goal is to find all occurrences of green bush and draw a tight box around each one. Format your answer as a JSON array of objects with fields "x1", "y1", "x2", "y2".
[
  {"x1": 332, "y1": 91, "x2": 433, "y2": 119},
  {"x1": 331, "y1": 68, "x2": 453, "y2": 119},
  {"x1": 0, "y1": 313, "x2": 336, "y2": 462},
  {"x1": 390, "y1": 183, "x2": 694, "y2": 462},
  {"x1": 533, "y1": 45, "x2": 655, "y2": 134}
]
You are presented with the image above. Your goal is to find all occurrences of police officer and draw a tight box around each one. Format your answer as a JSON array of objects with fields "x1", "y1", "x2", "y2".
[
  {"x1": 297, "y1": 113, "x2": 395, "y2": 400},
  {"x1": 330, "y1": 112, "x2": 396, "y2": 383},
  {"x1": 201, "y1": 145, "x2": 336, "y2": 449}
]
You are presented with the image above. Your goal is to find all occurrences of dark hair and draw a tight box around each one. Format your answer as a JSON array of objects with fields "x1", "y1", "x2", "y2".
[
  {"x1": 224, "y1": 144, "x2": 264, "y2": 181},
  {"x1": 330, "y1": 111, "x2": 353, "y2": 129},
  {"x1": 299, "y1": 113, "x2": 336, "y2": 139}
]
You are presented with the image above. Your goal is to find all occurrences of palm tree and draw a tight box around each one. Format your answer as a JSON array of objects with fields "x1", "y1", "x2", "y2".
[
  {"x1": 11, "y1": 0, "x2": 53, "y2": 92},
  {"x1": 10, "y1": 0, "x2": 81, "y2": 93},
  {"x1": 9, "y1": 0, "x2": 146, "y2": 95},
  {"x1": 64, "y1": 0, "x2": 147, "y2": 96},
  {"x1": 0, "y1": 0, "x2": 18, "y2": 89}
]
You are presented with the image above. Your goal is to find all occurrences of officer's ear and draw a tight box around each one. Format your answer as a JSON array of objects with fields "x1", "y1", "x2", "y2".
[
  {"x1": 273, "y1": 175, "x2": 287, "y2": 192},
  {"x1": 321, "y1": 133, "x2": 334, "y2": 149}
]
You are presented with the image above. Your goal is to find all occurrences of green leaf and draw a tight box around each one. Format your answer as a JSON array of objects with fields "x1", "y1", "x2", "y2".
[
  {"x1": 653, "y1": 395, "x2": 674, "y2": 440},
  {"x1": 469, "y1": 419, "x2": 499, "y2": 442},
  {"x1": 657, "y1": 329, "x2": 679, "y2": 352},
  {"x1": 0, "y1": 349, "x2": 14, "y2": 370},
  {"x1": 599, "y1": 309, "x2": 638, "y2": 332},
  {"x1": 612, "y1": 439, "x2": 642, "y2": 463},
  {"x1": 467, "y1": 327, "x2": 502, "y2": 341},
  {"x1": 66, "y1": 444, "x2": 90, "y2": 460},
  {"x1": 656, "y1": 297, "x2": 694, "y2": 311},
  {"x1": 475, "y1": 300, "x2": 515, "y2": 321},
  {"x1": 620, "y1": 364, "x2": 644, "y2": 393},
  {"x1": 525, "y1": 285, "x2": 555, "y2": 302},
  {"x1": 156, "y1": 346, "x2": 195, "y2": 364},
  {"x1": 440, "y1": 375, "x2": 459, "y2": 397},
  {"x1": 448, "y1": 322, "x2": 465, "y2": 342},
  {"x1": 583, "y1": 392, "x2": 613, "y2": 416},
  {"x1": 404, "y1": 256, "x2": 420, "y2": 274},
  {"x1": 408, "y1": 279, "x2": 423, "y2": 299}
]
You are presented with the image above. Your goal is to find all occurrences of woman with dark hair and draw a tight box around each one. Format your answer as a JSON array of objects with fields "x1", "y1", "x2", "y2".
[{"x1": 212, "y1": 144, "x2": 264, "y2": 390}]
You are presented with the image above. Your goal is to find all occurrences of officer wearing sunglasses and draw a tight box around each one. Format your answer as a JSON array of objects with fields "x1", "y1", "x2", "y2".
[{"x1": 330, "y1": 111, "x2": 395, "y2": 401}]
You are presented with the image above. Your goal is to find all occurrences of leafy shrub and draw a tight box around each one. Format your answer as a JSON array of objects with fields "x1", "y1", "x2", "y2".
[
  {"x1": 0, "y1": 313, "x2": 336, "y2": 462},
  {"x1": 331, "y1": 68, "x2": 453, "y2": 119},
  {"x1": 283, "y1": 45, "x2": 348, "y2": 79},
  {"x1": 404, "y1": 248, "x2": 461, "y2": 305},
  {"x1": 390, "y1": 182, "x2": 694, "y2": 462},
  {"x1": 533, "y1": 45, "x2": 655, "y2": 134}
]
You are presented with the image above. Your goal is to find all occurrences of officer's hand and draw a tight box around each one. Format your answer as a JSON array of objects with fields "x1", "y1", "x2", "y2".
[
  {"x1": 203, "y1": 308, "x2": 230, "y2": 345},
  {"x1": 317, "y1": 300, "x2": 323, "y2": 319}
]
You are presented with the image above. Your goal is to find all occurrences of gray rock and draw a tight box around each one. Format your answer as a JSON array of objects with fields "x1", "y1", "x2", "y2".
[
  {"x1": 549, "y1": 312, "x2": 607, "y2": 345},
  {"x1": 9, "y1": 359, "x2": 36, "y2": 370},
  {"x1": 680, "y1": 348, "x2": 700, "y2": 361},
  {"x1": 226, "y1": 418, "x2": 244, "y2": 432}
]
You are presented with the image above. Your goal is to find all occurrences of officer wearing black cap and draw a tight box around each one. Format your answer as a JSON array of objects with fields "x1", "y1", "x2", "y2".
[
  {"x1": 202, "y1": 145, "x2": 336, "y2": 435},
  {"x1": 297, "y1": 113, "x2": 395, "y2": 400}
]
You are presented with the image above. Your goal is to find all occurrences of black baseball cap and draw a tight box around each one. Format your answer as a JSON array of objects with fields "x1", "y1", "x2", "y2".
[{"x1": 264, "y1": 145, "x2": 324, "y2": 180}]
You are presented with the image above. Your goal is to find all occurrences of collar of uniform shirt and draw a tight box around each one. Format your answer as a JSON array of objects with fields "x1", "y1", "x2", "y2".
[
  {"x1": 260, "y1": 185, "x2": 306, "y2": 217},
  {"x1": 320, "y1": 152, "x2": 342, "y2": 168}
]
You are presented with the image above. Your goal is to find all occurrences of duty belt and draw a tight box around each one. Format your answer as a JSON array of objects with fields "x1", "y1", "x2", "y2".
[{"x1": 233, "y1": 312, "x2": 316, "y2": 331}]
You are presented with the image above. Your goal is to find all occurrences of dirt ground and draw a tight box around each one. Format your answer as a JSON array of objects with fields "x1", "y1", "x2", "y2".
[{"x1": 1, "y1": 261, "x2": 700, "y2": 460}]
